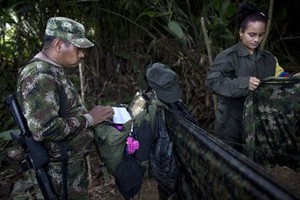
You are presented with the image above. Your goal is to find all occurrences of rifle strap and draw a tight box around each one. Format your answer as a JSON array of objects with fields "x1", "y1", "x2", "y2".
[
  {"x1": 20, "y1": 58, "x2": 70, "y2": 199},
  {"x1": 59, "y1": 140, "x2": 69, "y2": 200},
  {"x1": 57, "y1": 73, "x2": 69, "y2": 200}
]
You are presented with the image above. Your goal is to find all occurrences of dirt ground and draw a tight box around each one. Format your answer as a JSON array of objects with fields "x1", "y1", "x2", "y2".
[{"x1": 268, "y1": 165, "x2": 300, "y2": 196}]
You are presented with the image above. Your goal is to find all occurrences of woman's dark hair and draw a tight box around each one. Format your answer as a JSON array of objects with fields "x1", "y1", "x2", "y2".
[{"x1": 236, "y1": 1, "x2": 268, "y2": 32}]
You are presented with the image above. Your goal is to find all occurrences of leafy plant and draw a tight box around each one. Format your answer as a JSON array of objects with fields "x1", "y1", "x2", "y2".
[{"x1": 1, "y1": 0, "x2": 299, "y2": 134}]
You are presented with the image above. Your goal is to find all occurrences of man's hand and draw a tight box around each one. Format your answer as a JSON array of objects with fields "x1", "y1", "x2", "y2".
[
  {"x1": 249, "y1": 77, "x2": 261, "y2": 91},
  {"x1": 89, "y1": 105, "x2": 114, "y2": 125}
]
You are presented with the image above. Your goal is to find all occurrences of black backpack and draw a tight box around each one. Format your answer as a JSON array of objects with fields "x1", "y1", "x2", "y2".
[
  {"x1": 115, "y1": 155, "x2": 144, "y2": 200},
  {"x1": 115, "y1": 119, "x2": 152, "y2": 199}
]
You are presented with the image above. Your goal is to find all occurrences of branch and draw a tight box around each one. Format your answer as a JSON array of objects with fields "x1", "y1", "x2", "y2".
[
  {"x1": 200, "y1": 17, "x2": 217, "y2": 115},
  {"x1": 200, "y1": 17, "x2": 213, "y2": 67},
  {"x1": 261, "y1": 0, "x2": 274, "y2": 49},
  {"x1": 79, "y1": 62, "x2": 85, "y2": 103}
]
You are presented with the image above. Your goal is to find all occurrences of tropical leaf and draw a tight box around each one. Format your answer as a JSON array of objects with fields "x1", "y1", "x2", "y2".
[
  {"x1": 0, "y1": 130, "x2": 13, "y2": 141},
  {"x1": 168, "y1": 20, "x2": 184, "y2": 39}
]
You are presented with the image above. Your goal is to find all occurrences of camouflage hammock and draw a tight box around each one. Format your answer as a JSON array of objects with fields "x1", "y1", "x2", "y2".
[
  {"x1": 243, "y1": 77, "x2": 300, "y2": 167},
  {"x1": 165, "y1": 109, "x2": 300, "y2": 200}
]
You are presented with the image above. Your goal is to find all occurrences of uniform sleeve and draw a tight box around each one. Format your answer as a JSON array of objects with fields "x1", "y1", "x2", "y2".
[
  {"x1": 207, "y1": 53, "x2": 250, "y2": 98},
  {"x1": 19, "y1": 71, "x2": 88, "y2": 142}
]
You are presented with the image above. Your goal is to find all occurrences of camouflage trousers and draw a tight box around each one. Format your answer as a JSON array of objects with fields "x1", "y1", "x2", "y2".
[{"x1": 47, "y1": 154, "x2": 89, "y2": 200}]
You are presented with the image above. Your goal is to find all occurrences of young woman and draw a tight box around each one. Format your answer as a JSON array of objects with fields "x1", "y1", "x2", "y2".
[{"x1": 206, "y1": 1, "x2": 286, "y2": 151}]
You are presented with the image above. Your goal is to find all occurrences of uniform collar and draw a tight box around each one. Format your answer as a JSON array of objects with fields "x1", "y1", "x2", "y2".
[
  {"x1": 235, "y1": 42, "x2": 264, "y2": 60},
  {"x1": 33, "y1": 52, "x2": 64, "y2": 69}
]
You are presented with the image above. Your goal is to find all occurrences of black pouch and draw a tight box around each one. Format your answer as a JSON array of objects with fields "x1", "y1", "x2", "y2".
[
  {"x1": 150, "y1": 109, "x2": 178, "y2": 194},
  {"x1": 115, "y1": 156, "x2": 145, "y2": 199},
  {"x1": 135, "y1": 119, "x2": 153, "y2": 162}
]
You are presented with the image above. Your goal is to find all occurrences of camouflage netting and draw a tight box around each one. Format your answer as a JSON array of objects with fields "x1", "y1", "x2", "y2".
[
  {"x1": 165, "y1": 110, "x2": 299, "y2": 200},
  {"x1": 243, "y1": 77, "x2": 300, "y2": 168}
]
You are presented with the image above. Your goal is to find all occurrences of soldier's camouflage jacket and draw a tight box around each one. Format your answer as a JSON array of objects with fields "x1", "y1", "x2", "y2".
[
  {"x1": 17, "y1": 53, "x2": 94, "y2": 159},
  {"x1": 243, "y1": 77, "x2": 300, "y2": 167}
]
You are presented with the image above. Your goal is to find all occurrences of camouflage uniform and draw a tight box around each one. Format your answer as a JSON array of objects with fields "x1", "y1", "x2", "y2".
[
  {"x1": 243, "y1": 77, "x2": 300, "y2": 167},
  {"x1": 17, "y1": 17, "x2": 94, "y2": 199}
]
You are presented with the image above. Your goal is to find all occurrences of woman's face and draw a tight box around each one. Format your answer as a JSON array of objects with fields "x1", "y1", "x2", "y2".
[{"x1": 239, "y1": 21, "x2": 266, "y2": 54}]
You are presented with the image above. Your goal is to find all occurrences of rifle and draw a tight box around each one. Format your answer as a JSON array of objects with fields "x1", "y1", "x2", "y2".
[{"x1": 5, "y1": 94, "x2": 57, "y2": 200}]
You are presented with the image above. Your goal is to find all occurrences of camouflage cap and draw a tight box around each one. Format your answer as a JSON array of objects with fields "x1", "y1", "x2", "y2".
[{"x1": 45, "y1": 17, "x2": 94, "y2": 48}]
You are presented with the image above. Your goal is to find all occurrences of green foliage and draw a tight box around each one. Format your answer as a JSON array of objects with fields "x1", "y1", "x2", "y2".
[
  {"x1": 0, "y1": 130, "x2": 13, "y2": 141},
  {"x1": 202, "y1": 0, "x2": 236, "y2": 52},
  {"x1": 0, "y1": 0, "x2": 299, "y2": 134},
  {"x1": 168, "y1": 21, "x2": 184, "y2": 39}
]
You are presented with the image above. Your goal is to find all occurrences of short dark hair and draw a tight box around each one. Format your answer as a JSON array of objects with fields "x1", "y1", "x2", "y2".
[
  {"x1": 42, "y1": 35, "x2": 56, "y2": 50},
  {"x1": 236, "y1": 1, "x2": 268, "y2": 32},
  {"x1": 42, "y1": 35, "x2": 71, "y2": 50}
]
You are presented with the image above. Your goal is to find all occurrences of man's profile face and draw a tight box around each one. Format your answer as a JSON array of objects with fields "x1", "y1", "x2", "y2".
[{"x1": 59, "y1": 41, "x2": 84, "y2": 68}]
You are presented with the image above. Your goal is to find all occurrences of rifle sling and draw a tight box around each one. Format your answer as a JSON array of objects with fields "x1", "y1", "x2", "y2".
[
  {"x1": 57, "y1": 72, "x2": 69, "y2": 200},
  {"x1": 59, "y1": 140, "x2": 69, "y2": 200},
  {"x1": 27, "y1": 58, "x2": 70, "y2": 200}
]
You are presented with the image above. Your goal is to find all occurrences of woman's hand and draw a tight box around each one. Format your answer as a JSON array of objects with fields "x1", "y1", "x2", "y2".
[{"x1": 249, "y1": 77, "x2": 261, "y2": 91}]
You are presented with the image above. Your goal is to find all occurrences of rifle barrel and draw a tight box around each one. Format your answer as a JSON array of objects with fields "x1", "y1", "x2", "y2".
[{"x1": 5, "y1": 94, "x2": 30, "y2": 136}]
